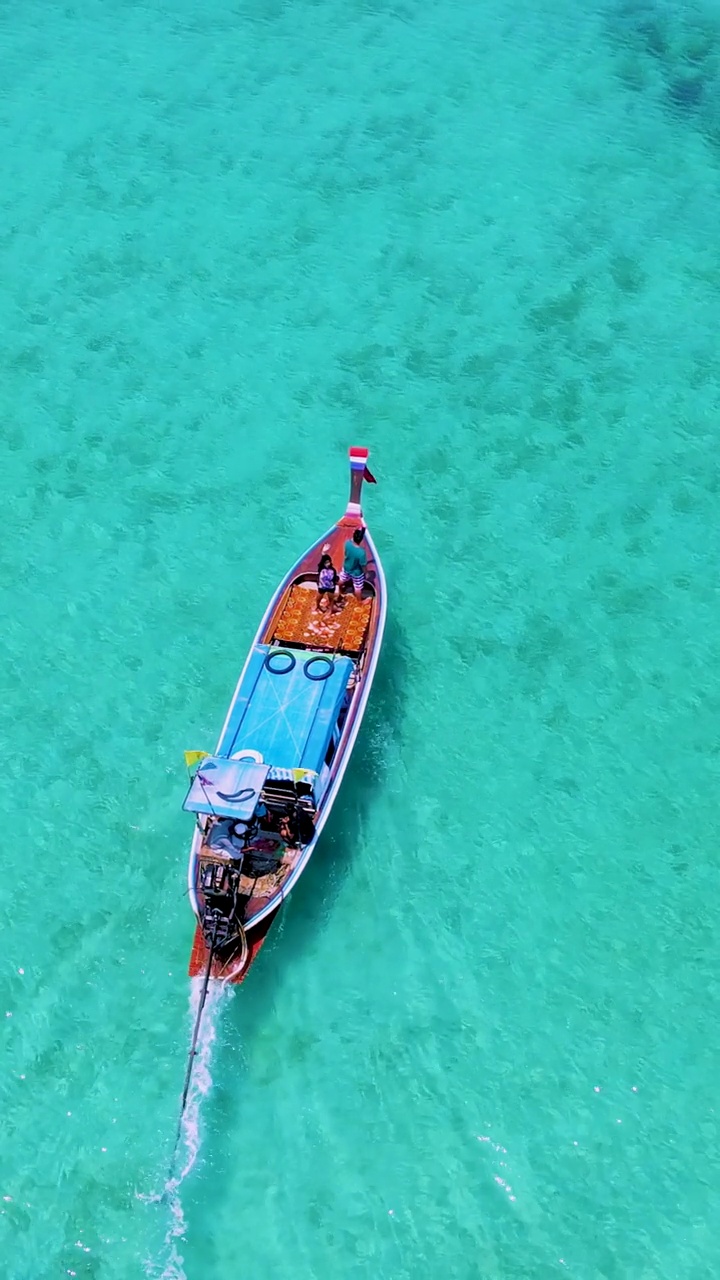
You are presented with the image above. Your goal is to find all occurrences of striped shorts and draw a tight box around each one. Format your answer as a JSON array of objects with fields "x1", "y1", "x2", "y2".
[{"x1": 340, "y1": 569, "x2": 365, "y2": 590}]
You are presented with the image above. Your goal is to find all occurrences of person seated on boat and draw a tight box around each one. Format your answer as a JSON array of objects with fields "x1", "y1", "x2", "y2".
[
  {"x1": 340, "y1": 527, "x2": 367, "y2": 598},
  {"x1": 229, "y1": 819, "x2": 249, "y2": 850},
  {"x1": 208, "y1": 818, "x2": 244, "y2": 857},
  {"x1": 316, "y1": 548, "x2": 340, "y2": 613},
  {"x1": 278, "y1": 803, "x2": 315, "y2": 846},
  {"x1": 226, "y1": 799, "x2": 268, "y2": 849},
  {"x1": 278, "y1": 812, "x2": 297, "y2": 847}
]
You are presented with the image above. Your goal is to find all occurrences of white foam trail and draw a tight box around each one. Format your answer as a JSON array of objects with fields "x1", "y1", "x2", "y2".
[{"x1": 143, "y1": 977, "x2": 232, "y2": 1280}]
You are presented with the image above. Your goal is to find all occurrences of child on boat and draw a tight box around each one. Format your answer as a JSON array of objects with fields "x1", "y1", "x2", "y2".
[
  {"x1": 316, "y1": 545, "x2": 340, "y2": 612},
  {"x1": 279, "y1": 805, "x2": 314, "y2": 848},
  {"x1": 279, "y1": 812, "x2": 297, "y2": 846}
]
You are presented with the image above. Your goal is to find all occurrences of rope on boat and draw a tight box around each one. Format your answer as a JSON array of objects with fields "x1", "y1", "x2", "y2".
[{"x1": 219, "y1": 919, "x2": 249, "y2": 981}]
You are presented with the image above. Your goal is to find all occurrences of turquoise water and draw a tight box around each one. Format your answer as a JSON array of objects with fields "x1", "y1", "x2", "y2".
[{"x1": 2, "y1": 0, "x2": 720, "y2": 1274}]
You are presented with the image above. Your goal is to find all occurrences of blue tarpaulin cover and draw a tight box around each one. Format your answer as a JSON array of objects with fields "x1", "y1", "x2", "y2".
[
  {"x1": 183, "y1": 758, "x2": 270, "y2": 818},
  {"x1": 217, "y1": 645, "x2": 353, "y2": 775}
]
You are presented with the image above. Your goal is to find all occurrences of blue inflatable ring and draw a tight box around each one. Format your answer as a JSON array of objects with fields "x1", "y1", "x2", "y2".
[
  {"x1": 265, "y1": 649, "x2": 296, "y2": 675},
  {"x1": 304, "y1": 655, "x2": 334, "y2": 681}
]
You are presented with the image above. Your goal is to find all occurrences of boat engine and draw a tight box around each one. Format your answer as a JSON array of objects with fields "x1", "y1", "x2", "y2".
[{"x1": 198, "y1": 859, "x2": 246, "y2": 951}]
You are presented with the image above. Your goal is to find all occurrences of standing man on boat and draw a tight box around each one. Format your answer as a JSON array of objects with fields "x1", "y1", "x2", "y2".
[{"x1": 340, "y1": 527, "x2": 367, "y2": 598}]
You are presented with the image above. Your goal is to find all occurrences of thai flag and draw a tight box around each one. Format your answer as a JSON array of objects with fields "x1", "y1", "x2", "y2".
[{"x1": 349, "y1": 446, "x2": 377, "y2": 484}]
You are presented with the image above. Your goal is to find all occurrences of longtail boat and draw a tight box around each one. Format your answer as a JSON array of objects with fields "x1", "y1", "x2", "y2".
[{"x1": 184, "y1": 446, "x2": 386, "y2": 985}]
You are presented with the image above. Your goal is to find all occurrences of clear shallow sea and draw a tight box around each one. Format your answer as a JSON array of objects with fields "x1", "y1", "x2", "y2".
[{"x1": 2, "y1": 0, "x2": 720, "y2": 1275}]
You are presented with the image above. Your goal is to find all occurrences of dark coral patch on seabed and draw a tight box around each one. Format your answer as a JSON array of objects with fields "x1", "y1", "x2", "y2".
[{"x1": 607, "y1": 0, "x2": 720, "y2": 145}]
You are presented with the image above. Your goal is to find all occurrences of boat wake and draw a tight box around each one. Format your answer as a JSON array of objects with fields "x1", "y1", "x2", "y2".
[{"x1": 142, "y1": 977, "x2": 231, "y2": 1280}]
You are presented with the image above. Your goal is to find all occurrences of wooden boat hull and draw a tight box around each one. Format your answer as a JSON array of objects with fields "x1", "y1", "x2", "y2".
[{"x1": 186, "y1": 448, "x2": 385, "y2": 984}]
